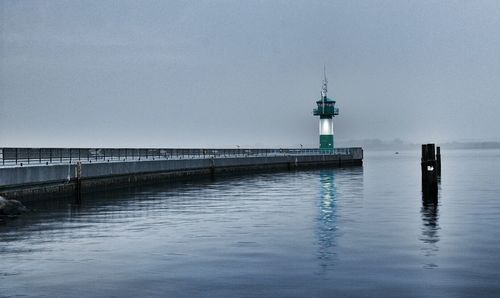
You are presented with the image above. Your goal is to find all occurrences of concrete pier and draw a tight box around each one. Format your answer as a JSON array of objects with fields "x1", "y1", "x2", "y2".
[{"x1": 0, "y1": 147, "x2": 363, "y2": 202}]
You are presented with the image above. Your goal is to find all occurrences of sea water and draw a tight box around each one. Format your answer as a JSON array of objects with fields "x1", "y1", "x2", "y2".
[{"x1": 1, "y1": 149, "x2": 500, "y2": 297}]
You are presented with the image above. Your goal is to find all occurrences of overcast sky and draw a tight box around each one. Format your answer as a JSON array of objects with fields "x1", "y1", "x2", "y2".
[{"x1": 1, "y1": 0, "x2": 499, "y2": 148}]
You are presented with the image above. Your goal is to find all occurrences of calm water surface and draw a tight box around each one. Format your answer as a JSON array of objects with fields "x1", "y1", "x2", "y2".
[{"x1": 1, "y1": 149, "x2": 500, "y2": 297}]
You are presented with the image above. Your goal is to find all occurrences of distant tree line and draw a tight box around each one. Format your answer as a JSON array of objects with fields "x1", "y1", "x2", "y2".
[{"x1": 337, "y1": 139, "x2": 500, "y2": 151}]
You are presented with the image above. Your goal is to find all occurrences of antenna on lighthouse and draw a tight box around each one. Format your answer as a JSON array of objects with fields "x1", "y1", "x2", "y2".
[{"x1": 321, "y1": 65, "x2": 328, "y2": 99}]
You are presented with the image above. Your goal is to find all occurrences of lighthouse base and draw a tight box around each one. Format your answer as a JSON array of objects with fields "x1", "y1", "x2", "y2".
[{"x1": 320, "y1": 135, "x2": 334, "y2": 149}]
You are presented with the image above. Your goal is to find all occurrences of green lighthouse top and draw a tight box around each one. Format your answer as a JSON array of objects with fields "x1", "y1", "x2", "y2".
[{"x1": 313, "y1": 67, "x2": 339, "y2": 117}]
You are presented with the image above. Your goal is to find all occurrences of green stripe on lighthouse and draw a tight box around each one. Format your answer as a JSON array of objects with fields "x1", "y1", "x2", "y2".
[{"x1": 320, "y1": 135, "x2": 334, "y2": 149}]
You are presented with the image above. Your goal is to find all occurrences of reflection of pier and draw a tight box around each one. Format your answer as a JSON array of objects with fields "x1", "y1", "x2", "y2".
[{"x1": 420, "y1": 189, "x2": 440, "y2": 269}]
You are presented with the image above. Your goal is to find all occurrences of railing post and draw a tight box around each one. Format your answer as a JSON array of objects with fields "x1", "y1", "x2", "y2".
[
  {"x1": 27, "y1": 149, "x2": 30, "y2": 164},
  {"x1": 69, "y1": 148, "x2": 72, "y2": 163},
  {"x1": 75, "y1": 161, "x2": 82, "y2": 204},
  {"x1": 15, "y1": 148, "x2": 18, "y2": 165},
  {"x1": 50, "y1": 148, "x2": 52, "y2": 163},
  {"x1": 39, "y1": 148, "x2": 42, "y2": 164}
]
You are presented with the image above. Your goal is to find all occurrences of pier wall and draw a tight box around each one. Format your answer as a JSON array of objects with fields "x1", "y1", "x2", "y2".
[{"x1": 0, "y1": 151, "x2": 362, "y2": 202}]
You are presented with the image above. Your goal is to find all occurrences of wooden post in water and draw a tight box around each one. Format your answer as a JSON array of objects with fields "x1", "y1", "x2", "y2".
[
  {"x1": 421, "y1": 144, "x2": 438, "y2": 196},
  {"x1": 436, "y1": 146, "x2": 441, "y2": 177}
]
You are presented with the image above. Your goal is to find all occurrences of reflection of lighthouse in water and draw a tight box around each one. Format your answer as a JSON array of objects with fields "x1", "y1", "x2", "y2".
[
  {"x1": 315, "y1": 170, "x2": 339, "y2": 272},
  {"x1": 315, "y1": 167, "x2": 364, "y2": 274}
]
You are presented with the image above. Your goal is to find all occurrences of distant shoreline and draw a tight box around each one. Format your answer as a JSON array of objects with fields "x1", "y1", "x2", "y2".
[{"x1": 337, "y1": 141, "x2": 500, "y2": 151}]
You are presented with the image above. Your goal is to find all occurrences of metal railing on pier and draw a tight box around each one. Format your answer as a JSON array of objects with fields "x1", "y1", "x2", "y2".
[{"x1": 0, "y1": 147, "x2": 362, "y2": 167}]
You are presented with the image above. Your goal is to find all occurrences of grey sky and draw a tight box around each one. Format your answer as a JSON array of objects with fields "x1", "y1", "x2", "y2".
[{"x1": 1, "y1": 0, "x2": 499, "y2": 148}]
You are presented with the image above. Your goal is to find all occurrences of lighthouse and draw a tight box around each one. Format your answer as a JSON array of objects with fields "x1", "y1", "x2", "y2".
[{"x1": 313, "y1": 68, "x2": 339, "y2": 149}]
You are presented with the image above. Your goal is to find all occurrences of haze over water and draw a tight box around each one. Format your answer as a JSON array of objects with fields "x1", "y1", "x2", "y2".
[
  {"x1": 2, "y1": 1, "x2": 500, "y2": 147},
  {"x1": 1, "y1": 149, "x2": 500, "y2": 297}
]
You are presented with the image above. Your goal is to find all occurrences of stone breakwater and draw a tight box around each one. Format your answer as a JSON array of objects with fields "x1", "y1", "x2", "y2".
[{"x1": 0, "y1": 196, "x2": 27, "y2": 217}]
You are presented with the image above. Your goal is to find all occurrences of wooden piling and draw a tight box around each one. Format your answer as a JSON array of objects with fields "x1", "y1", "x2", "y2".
[
  {"x1": 421, "y1": 144, "x2": 438, "y2": 196},
  {"x1": 436, "y1": 146, "x2": 441, "y2": 177}
]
